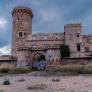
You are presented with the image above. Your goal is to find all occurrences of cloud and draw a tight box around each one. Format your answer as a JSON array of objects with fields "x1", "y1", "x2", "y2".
[
  {"x1": 83, "y1": 14, "x2": 92, "y2": 34},
  {"x1": 31, "y1": 0, "x2": 41, "y2": 6},
  {"x1": 32, "y1": 7, "x2": 64, "y2": 33},
  {"x1": 0, "y1": 44, "x2": 11, "y2": 55},
  {"x1": 0, "y1": 18, "x2": 7, "y2": 29},
  {"x1": 39, "y1": 9, "x2": 61, "y2": 23}
]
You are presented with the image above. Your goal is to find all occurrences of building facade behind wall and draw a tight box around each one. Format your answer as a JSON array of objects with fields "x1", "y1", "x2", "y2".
[{"x1": 11, "y1": 6, "x2": 92, "y2": 67}]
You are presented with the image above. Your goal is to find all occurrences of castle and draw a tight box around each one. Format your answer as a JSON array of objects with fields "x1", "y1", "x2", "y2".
[{"x1": 11, "y1": 6, "x2": 92, "y2": 67}]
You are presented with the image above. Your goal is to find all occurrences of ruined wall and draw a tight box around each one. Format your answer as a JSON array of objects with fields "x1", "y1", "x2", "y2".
[{"x1": 61, "y1": 57, "x2": 92, "y2": 65}]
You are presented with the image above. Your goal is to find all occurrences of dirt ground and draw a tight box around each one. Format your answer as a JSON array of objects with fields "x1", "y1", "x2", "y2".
[{"x1": 0, "y1": 73, "x2": 92, "y2": 92}]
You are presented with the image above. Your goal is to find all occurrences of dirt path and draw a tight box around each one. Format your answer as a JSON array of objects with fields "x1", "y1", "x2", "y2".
[{"x1": 0, "y1": 73, "x2": 92, "y2": 92}]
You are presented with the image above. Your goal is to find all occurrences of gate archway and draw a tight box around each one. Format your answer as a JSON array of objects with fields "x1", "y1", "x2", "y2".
[
  {"x1": 32, "y1": 52, "x2": 46, "y2": 70},
  {"x1": 33, "y1": 53, "x2": 45, "y2": 61}
]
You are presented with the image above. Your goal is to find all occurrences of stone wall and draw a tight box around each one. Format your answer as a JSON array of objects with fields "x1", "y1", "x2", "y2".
[{"x1": 61, "y1": 57, "x2": 92, "y2": 65}]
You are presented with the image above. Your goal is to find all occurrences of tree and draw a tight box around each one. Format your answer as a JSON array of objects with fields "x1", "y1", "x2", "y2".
[{"x1": 60, "y1": 44, "x2": 70, "y2": 58}]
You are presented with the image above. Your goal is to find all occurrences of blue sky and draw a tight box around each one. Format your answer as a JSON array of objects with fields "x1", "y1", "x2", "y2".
[{"x1": 0, "y1": 0, "x2": 92, "y2": 55}]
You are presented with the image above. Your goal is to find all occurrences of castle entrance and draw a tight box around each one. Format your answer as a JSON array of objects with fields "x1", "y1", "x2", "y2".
[{"x1": 32, "y1": 53, "x2": 46, "y2": 70}]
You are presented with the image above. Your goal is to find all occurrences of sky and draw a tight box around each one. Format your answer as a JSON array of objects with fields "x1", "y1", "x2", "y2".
[{"x1": 0, "y1": 0, "x2": 92, "y2": 55}]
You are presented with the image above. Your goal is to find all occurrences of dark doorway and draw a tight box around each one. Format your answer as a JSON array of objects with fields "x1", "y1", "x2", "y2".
[
  {"x1": 77, "y1": 44, "x2": 81, "y2": 51},
  {"x1": 32, "y1": 53, "x2": 46, "y2": 70}
]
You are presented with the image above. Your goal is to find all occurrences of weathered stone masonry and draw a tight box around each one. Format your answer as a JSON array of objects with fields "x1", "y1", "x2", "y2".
[{"x1": 11, "y1": 6, "x2": 92, "y2": 67}]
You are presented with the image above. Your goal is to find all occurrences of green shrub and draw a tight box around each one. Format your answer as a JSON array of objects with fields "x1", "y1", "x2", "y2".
[{"x1": 60, "y1": 44, "x2": 70, "y2": 57}]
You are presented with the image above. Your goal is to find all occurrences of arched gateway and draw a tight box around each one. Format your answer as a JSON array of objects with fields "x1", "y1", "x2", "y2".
[{"x1": 31, "y1": 52, "x2": 46, "y2": 70}]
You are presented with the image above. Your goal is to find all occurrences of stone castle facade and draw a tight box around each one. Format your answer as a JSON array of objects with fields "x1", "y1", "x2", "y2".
[{"x1": 11, "y1": 6, "x2": 92, "y2": 67}]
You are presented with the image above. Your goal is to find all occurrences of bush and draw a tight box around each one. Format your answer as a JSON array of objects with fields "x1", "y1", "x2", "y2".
[
  {"x1": 3, "y1": 79, "x2": 10, "y2": 85},
  {"x1": 0, "y1": 67, "x2": 33, "y2": 75},
  {"x1": 46, "y1": 64, "x2": 92, "y2": 75},
  {"x1": 12, "y1": 68, "x2": 30, "y2": 74},
  {"x1": 60, "y1": 65, "x2": 84, "y2": 73},
  {"x1": 0, "y1": 68, "x2": 10, "y2": 73},
  {"x1": 60, "y1": 44, "x2": 70, "y2": 57}
]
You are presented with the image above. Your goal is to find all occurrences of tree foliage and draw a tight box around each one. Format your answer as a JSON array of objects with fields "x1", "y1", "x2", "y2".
[{"x1": 60, "y1": 44, "x2": 70, "y2": 58}]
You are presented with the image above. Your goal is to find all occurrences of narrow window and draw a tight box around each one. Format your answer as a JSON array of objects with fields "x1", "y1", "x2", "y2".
[
  {"x1": 64, "y1": 32, "x2": 65, "y2": 36},
  {"x1": 77, "y1": 44, "x2": 81, "y2": 51},
  {"x1": 18, "y1": 17, "x2": 19, "y2": 21}
]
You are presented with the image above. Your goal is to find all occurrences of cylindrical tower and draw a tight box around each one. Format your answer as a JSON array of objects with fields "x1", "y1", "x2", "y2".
[{"x1": 11, "y1": 6, "x2": 33, "y2": 58}]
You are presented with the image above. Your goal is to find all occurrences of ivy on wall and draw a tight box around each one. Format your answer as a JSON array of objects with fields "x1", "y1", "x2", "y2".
[{"x1": 60, "y1": 44, "x2": 70, "y2": 58}]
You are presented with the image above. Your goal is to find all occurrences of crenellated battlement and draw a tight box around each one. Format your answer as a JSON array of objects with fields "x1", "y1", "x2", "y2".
[
  {"x1": 12, "y1": 6, "x2": 33, "y2": 18},
  {"x1": 64, "y1": 23, "x2": 82, "y2": 29}
]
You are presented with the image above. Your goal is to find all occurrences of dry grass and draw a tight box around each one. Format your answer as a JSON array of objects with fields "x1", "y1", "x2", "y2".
[
  {"x1": 46, "y1": 64, "x2": 92, "y2": 75},
  {"x1": 27, "y1": 83, "x2": 47, "y2": 90}
]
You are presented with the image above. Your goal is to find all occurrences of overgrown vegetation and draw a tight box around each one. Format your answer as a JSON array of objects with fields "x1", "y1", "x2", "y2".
[
  {"x1": 0, "y1": 68, "x2": 10, "y2": 73},
  {"x1": 46, "y1": 64, "x2": 92, "y2": 75},
  {"x1": 27, "y1": 84, "x2": 47, "y2": 90},
  {"x1": 11, "y1": 68, "x2": 31, "y2": 74},
  {"x1": 0, "y1": 67, "x2": 33, "y2": 75},
  {"x1": 60, "y1": 44, "x2": 70, "y2": 58},
  {"x1": 1, "y1": 64, "x2": 92, "y2": 75}
]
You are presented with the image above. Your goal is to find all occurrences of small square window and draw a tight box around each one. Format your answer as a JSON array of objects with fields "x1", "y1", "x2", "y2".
[
  {"x1": 77, "y1": 33, "x2": 80, "y2": 37},
  {"x1": 85, "y1": 47, "x2": 89, "y2": 52}
]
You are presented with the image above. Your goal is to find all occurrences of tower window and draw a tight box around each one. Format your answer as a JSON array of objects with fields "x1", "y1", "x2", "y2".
[
  {"x1": 77, "y1": 33, "x2": 80, "y2": 37},
  {"x1": 17, "y1": 31, "x2": 25, "y2": 38},
  {"x1": 17, "y1": 17, "x2": 19, "y2": 21},
  {"x1": 77, "y1": 44, "x2": 81, "y2": 51},
  {"x1": 85, "y1": 47, "x2": 89, "y2": 52},
  {"x1": 19, "y1": 32, "x2": 22, "y2": 37}
]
